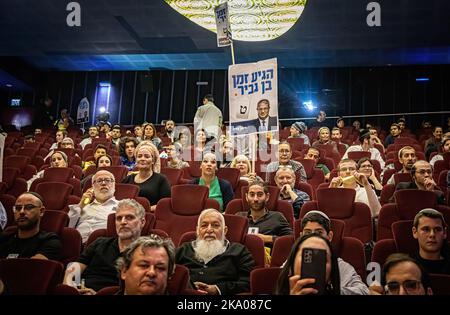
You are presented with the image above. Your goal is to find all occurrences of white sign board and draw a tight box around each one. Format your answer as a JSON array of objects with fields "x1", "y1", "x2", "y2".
[
  {"x1": 229, "y1": 58, "x2": 278, "y2": 136},
  {"x1": 214, "y1": 2, "x2": 232, "y2": 47},
  {"x1": 77, "y1": 97, "x2": 90, "y2": 124}
]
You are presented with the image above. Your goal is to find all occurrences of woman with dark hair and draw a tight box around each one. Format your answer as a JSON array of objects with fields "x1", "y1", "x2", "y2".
[
  {"x1": 142, "y1": 123, "x2": 162, "y2": 150},
  {"x1": 192, "y1": 128, "x2": 215, "y2": 161},
  {"x1": 190, "y1": 152, "x2": 233, "y2": 211},
  {"x1": 357, "y1": 157, "x2": 383, "y2": 195},
  {"x1": 175, "y1": 132, "x2": 190, "y2": 150},
  {"x1": 276, "y1": 234, "x2": 341, "y2": 295}
]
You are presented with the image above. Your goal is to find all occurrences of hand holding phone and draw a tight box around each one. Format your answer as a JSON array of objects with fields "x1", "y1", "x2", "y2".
[{"x1": 300, "y1": 247, "x2": 327, "y2": 295}]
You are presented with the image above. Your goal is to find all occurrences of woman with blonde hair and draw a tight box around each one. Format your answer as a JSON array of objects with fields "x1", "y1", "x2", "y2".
[
  {"x1": 122, "y1": 142, "x2": 170, "y2": 211},
  {"x1": 230, "y1": 155, "x2": 262, "y2": 183}
]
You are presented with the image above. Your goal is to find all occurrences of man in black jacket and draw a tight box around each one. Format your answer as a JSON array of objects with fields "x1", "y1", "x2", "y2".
[
  {"x1": 176, "y1": 208, "x2": 254, "y2": 295},
  {"x1": 0, "y1": 192, "x2": 61, "y2": 260},
  {"x1": 236, "y1": 181, "x2": 292, "y2": 246}
]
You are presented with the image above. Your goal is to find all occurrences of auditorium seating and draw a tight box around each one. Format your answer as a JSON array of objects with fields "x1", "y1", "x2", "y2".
[
  {"x1": 0, "y1": 258, "x2": 64, "y2": 294},
  {"x1": 377, "y1": 190, "x2": 450, "y2": 240},
  {"x1": 153, "y1": 185, "x2": 220, "y2": 246},
  {"x1": 299, "y1": 188, "x2": 373, "y2": 244}
]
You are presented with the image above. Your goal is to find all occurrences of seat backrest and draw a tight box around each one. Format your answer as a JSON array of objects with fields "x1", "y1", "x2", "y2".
[
  {"x1": 270, "y1": 235, "x2": 294, "y2": 267},
  {"x1": 0, "y1": 258, "x2": 64, "y2": 294},
  {"x1": 43, "y1": 167, "x2": 74, "y2": 182},
  {"x1": 380, "y1": 184, "x2": 396, "y2": 205},
  {"x1": 347, "y1": 151, "x2": 371, "y2": 161},
  {"x1": 394, "y1": 190, "x2": 438, "y2": 218},
  {"x1": 250, "y1": 267, "x2": 281, "y2": 295},
  {"x1": 154, "y1": 185, "x2": 218, "y2": 245},
  {"x1": 41, "y1": 210, "x2": 69, "y2": 235},
  {"x1": 382, "y1": 168, "x2": 396, "y2": 185},
  {"x1": 302, "y1": 188, "x2": 373, "y2": 243},
  {"x1": 160, "y1": 168, "x2": 183, "y2": 186},
  {"x1": 392, "y1": 220, "x2": 418, "y2": 255},
  {"x1": 216, "y1": 168, "x2": 240, "y2": 189},
  {"x1": 35, "y1": 182, "x2": 73, "y2": 211},
  {"x1": 316, "y1": 188, "x2": 356, "y2": 218},
  {"x1": 293, "y1": 159, "x2": 315, "y2": 179},
  {"x1": 223, "y1": 214, "x2": 248, "y2": 243},
  {"x1": 114, "y1": 183, "x2": 140, "y2": 200},
  {"x1": 286, "y1": 137, "x2": 304, "y2": 152},
  {"x1": 16, "y1": 147, "x2": 37, "y2": 158},
  {"x1": 2, "y1": 167, "x2": 20, "y2": 187},
  {"x1": 5, "y1": 155, "x2": 30, "y2": 173},
  {"x1": 393, "y1": 172, "x2": 412, "y2": 184},
  {"x1": 59, "y1": 227, "x2": 82, "y2": 265},
  {"x1": 168, "y1": 264, "x2": 190, "y2": 294},
  {"x1": 97, "y1": 166, "x2": 129, "y2": 182}
]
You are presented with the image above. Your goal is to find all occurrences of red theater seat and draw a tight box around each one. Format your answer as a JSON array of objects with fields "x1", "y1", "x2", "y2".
[
  {"x1": 377, "y1": 190, "x2": 450, "y2": 240},
  {"x1": 0, "y1": 258, "x2": 64, "y2": 294},
  {"x1": 299, "y1": 188, "x2": 373, "y2": 244},
  {"x1": 154, "y1": 185, "x2": 220, "y2": 246}
]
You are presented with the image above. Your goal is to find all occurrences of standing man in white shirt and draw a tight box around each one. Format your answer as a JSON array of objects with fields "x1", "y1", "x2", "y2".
[
  {"x1": 68, "y1": 170, "x2": 118, "y2": 243},
  {"x1": 194, "y1": 94, "x2": 223, "y2": 142}
]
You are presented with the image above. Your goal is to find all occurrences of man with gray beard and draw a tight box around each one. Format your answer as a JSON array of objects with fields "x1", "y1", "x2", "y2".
[
  {"x1": 175, "y1": 209, "x2": 255, "y2": 295},
  {"x1": 63, "y1": 199, "x2": 146, "y2": 295}
]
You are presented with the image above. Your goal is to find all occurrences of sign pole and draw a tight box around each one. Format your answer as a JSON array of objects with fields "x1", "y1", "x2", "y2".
[
  {"x1": 230, "y1": 40, "x2": 236, "y2": 65},
  {"x1": 251, "y1": 133, "x2": 257, "y2": 174}
]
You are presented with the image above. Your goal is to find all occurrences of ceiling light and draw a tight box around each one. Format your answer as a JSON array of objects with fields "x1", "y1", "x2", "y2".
[{"x1": 164, "y1": 0, "x2": 308, "y2": 42}]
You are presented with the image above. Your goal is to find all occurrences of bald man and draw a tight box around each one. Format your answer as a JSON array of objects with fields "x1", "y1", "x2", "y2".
[{"x1": 0, "y1": 192, "x2": 61, "y2": 260}]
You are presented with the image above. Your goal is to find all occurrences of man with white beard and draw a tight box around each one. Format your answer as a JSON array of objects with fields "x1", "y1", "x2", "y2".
[
  {"x1": 64, "y1": 199, "x2": 146, "y2": 295},
  {"x1": 175, "y1": 209, "x2": 255, "y2": 295}
]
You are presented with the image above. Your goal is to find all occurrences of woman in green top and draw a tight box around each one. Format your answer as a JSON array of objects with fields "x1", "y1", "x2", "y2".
[{"x1": 191, "y1": 153, "x2": 234, "y2": 211}]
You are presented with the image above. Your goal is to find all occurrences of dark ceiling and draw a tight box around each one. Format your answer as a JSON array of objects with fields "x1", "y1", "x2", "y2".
[{"x1": 0, "y1": 0, "x2": 450, "y2": 71}]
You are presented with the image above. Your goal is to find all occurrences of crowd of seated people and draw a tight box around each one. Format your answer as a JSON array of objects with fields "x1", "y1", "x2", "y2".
[{"x1": 1, "y1": 113, "x2": 450, "y2": 296}]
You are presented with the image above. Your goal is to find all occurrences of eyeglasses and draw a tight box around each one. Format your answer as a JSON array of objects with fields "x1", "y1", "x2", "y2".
[
  {"x1": 339, "y1": 167, "x2": 356, "y2": 172},
  {"x1": 384, "y1": 280, "x2": 422, "y2": 295},
  {"x1": 13, "y1": 204, "x2": 40, "y2": 212},
  {"x1": 93, "y1": 178, "x2": 114, "y2": 185},
  {"x1": 415, "y1": 169, "x2": 432, "y2": 175},
  {"x1": 278, "y1": 165, "x2": 293, "y2": 169}
]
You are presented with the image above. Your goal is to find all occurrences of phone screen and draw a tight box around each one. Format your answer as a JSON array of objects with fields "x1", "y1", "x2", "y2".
[{"x1": 301, "y1": 247, "x2": 327, "y2": 295}]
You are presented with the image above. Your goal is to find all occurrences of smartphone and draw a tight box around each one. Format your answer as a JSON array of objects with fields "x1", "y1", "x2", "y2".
[{"x1": 301, "y1": 247, "x2": 327, "y2": 295}]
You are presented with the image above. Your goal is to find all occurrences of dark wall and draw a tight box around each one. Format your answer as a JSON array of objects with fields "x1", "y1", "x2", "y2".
[{"x1": 1, "y1": 65, "x2": 449, "y2": 130}]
